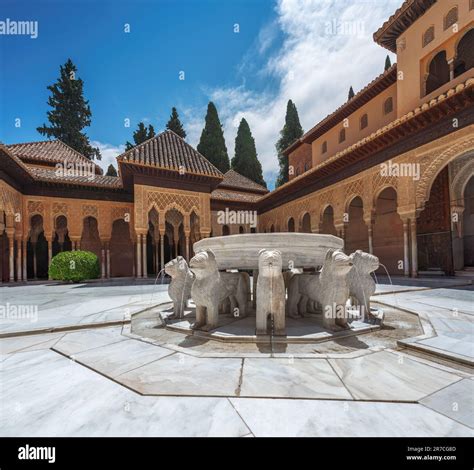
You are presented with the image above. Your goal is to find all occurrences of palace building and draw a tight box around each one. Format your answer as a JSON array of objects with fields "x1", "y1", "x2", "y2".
[{"x1": 1, "y1": 0, "x2": 473, "y2": 282}]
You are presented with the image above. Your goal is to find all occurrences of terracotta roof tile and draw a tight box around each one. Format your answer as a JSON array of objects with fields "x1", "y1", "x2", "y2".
[
  {"x1": 117, "y1": 130, "x2": 223, "y2": 178},
  {"x1": 211, "y1": 188, "x2": 263, "y2": 203},
  {"x1": 27, "y1": 166, "x2": 122, "y2": 188},
  {"x1": 219, "y1": 169, "x2": 268, "y2": 193},
  {"x1": 6, "y1": 140, "x2": 103, "y2": 174}
]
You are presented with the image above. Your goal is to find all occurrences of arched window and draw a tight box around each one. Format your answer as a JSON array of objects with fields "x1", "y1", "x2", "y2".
[
  {"x1": 471, "y1": 0, "x2": 474, "y2": 10},
  {"x1": 239, "y1": 226, "x2": 244, "y2": 234},
  {"x1": 339, "y1": 128, "x2": 346, "y2": 143},
  {"x1": 423, "y1": 26, "x2": 435, "y2": 47},
  {"x1": 425, "y1": 50, "x2": 450, "y2": 95},
  {"x1": 296, "y1": 166, "x2": 300, "y2": 176},
  {"x1": 384, "y1": 97, "x2": 394, "y2": 115},
  {"x1": 304, "y1": 161, "x2": 310, "y2": 171},
  {"x1": 360, "y1": 113, "x2": 368, "y2": 130},
  {"x1": 454, "y1": 29, "x2": 474, "y2": 78},
  {"x1": 222, "y1": 225, "x2": 230, "y2": 236},
  {"x1": 444, "y1": 7, "x2": 458, "y2": 31},
  {"x1": 321, "y1": 141, "x2": 328, "y2": 154}
]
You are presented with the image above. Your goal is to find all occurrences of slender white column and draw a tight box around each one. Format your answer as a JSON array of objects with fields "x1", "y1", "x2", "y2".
[
  {"x1": 9, "y1": 238, "x2": 14, "y2": 281},
  {"x1": 142, "y1": 235, "x2": 147, "y2": 278},
  {"x1": 403, "y1": 222, "x2": 409, "y2": 277},
  {"x1": 16, "y1": 239, "x2": 22, "y2": 282},
  {"x1": 101, "y1": 244, "x2": 106, "y2": 279},
  {"x1": 410, "y1": 219, "x2": 418, "y2": 277},
  {"x1": 22, "y1": 240, "x2": 27, "y2": 281},
  {"x1": 136, "y1": 236, "x2": 142, "y2": 278},
  {"x1": 106, "y1": 244, "x2": 111, "y2": 278}
]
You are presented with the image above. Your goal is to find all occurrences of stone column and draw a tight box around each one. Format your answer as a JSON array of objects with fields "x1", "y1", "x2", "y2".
[
  {"x1": 160, "y1": 230, "x2": 165, "y2": 272},
  {"x1": 47, "y1": 238, "x2": 52, "y2": 280},
  {"x1": 142, "y1": 234, "x2": 147, "y2": 278},
  {"x1": 410, "y1": 219, "x2": 418, "y2": 277},
  {"x1": 367, "y1": 226, "x2": 373, "y2": 254},
  {"x1": 106, "y1": 242, "x2": 111, "y2": 278},
  {"x1": 22, "y1": 239, "x2": 27, "y2": 281},
  {"x1": 252, "y1": 269, "x2": 258, "y2": 309},
  {"x1": 403, "y1": 221, "x2": 410, "y2": 277},
  {"x1": 185, "y1": 231, "x2": 190, "y2": 262},
  {"x1": 101, "y1": 243, "x2": 106, "y2": 279},
  {"x1": 136, "y1": 235, "x2": 142, "y2": 278},
  {"x1": 32, "y1": 243, "x2": 37, "y2": 279},
  {"x1": 8, "y1": 235, "x2": 15, "y2": 282},
  {"x1": 16, "y1": 238, "x2": 22, "y2": 282}
]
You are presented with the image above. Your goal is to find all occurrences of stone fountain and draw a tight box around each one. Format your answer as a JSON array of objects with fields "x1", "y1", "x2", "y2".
[{"x1": 162, "y1": 233, "x2": 383, "y2": 341}]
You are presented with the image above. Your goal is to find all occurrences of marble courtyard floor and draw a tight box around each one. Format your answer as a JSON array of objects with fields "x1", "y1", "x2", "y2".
[{"x1": 0, "y1": 279, "x2": 473, "y2": 437}]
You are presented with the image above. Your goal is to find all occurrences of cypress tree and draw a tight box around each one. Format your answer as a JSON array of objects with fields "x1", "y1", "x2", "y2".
[
  {"x1": 197, "y1": 102, "x2": 230, "y2": 173},
  {"x1": 37, "y1": 58, "x2": 101, "y2": 160},
  {"x1": 348, "y1": 86, "x2": 355, "y2": 100},
  {"x1": 125, "y1": 122, "x2": 155, "y2": 150},
  {"x1": 384, "y1": 55, "x2": 392, "y2": 71},
  {"x1": 275, "y1": 100, "x2": 303, "y2": 187},
  {"x1": 106, "y1": 164, "x2": 117, "y2": 176},
  {"x1": 231, "y1": 118, "x2": 266, "y2": 188},
  {"x1": 166, "y1": 107, "x2": 186, "y2": 139}
]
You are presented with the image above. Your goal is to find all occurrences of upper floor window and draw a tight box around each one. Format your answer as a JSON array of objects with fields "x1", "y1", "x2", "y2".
[
  {"x1": 304, "y1": 161, "x2": 310, "y2": 171},
  {"x1": 360, "y1": 113, "x2": 368, "y2": 130},
  {"x1": 425, "y1": 50, "x2": 450, "y2": 95},
  {"x1": 339, "y1": 128, "x2": 346, "y2": 143},
  {"x1": 384, "y1": 97, "x2": 394, "y2": 115},
  {"x1": 423, "y1": 26, "x2": 435, "y2": 47},
  {"x1": 296, "y1": 166, "x2": 300, "y2": 176},
  {"x1": 444, "y1": 7, "x2": 458, "y2": 31},
  {"x1": 471, "y1": 0, "x2": 474, "y2": 11},
  {"x1": 321, "y1": 141, "x2": 327, "y2": 154},
  {"x1": 454, "y1": 29, "x2": 474, "y2": 78}
]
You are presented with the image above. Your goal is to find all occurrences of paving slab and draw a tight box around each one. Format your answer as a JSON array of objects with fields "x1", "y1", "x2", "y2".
[
  {"x1": 420, "y1": 379, "x2": 474, "y2": 429},
  {"x1": 72, "y1": 339, "x2": 175, "y2": 378},
  {"x1": 329, "y1": 351, "x2": 462, "y2": 401},
  {"x1": 240, "y1": 358, "x2": 352, "y2": 400},
  {"x1": 0, "y1": 349, "x2": 249, "y2": 437},
  {"x1": 117, "y1": 353, "x2": 242, "y2": 396},
  {"x1": 229, "y1": 398, "x2": 473, "y2": 437}
]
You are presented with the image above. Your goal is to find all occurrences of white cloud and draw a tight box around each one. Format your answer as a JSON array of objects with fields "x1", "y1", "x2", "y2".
[
  {"x1": 92, "y1": 141, "x2": 125, "y2": 174},
  {"x1": 185, "y1": 0, "x2": 398, "y2": 188}
]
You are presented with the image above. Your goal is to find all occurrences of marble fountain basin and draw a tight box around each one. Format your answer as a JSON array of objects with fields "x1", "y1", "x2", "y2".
[{"x1": 193, "y1": 233, "x2": 344, "y2": 270}]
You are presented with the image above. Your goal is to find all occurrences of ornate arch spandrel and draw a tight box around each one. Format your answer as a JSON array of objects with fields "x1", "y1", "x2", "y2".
[{"x1": 416, "y1": 136, "x2": 474, "y2": 211}]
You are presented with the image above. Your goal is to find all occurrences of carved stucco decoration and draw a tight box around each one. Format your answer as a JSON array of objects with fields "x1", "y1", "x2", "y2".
[{"x1": 416, "y1": 136, "x2": 474, "y2": 210}]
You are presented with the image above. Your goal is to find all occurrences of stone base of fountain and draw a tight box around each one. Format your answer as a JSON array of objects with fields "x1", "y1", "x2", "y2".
[{"x1": 154, "y1": 301, "x2": 381, "y2": 344}]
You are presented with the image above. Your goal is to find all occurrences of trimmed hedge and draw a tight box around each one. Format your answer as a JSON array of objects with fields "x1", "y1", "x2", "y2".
[{"x1": 49, "y1": 250, "x2": 100, "y2": 282}]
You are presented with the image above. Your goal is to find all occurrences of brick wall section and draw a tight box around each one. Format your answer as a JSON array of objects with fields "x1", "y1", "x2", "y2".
[{"x1": 288, "y1": 143, "x2": 312, "y2": 180}]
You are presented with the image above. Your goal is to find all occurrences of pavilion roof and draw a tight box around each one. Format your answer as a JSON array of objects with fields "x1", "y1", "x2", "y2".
[{"x1": 116, "y1": 130, "x2": 223, "y2": 179}]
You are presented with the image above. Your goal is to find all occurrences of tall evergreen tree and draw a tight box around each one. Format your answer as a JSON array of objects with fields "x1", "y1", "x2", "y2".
[
  {"x1": 125, "y1": 122, "x2": 155, "y2": 150},
  {"x1": 166, "y1": 107, "x2": 186, "y2": 139},
  {"x1": 384, "y1": 55, "x2": 392, "y2": 71},
  {"x1": 348, "y1": 86, "x2": 355, "y2": 100},
  {"x1": 106, "y1": 164, "x2": 117, "y2": 176},
  {"x1": 197, "y1": 102, "x2": 230, "y2": 173},
  {"x1": 275, "y1": 100, "x2": 303, "y2": 188},
  {"x1": 231, "y1": 118, "x2": 266, "y2": 188},
  {"x1": 37, "y1": 58, "x2": 100, "y2": 160}
]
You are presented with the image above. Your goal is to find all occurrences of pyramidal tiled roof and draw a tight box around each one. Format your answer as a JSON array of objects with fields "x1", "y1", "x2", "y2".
[
  {"x1": 6, "y1": 140, "x2": 102, "y2": 174},
  {"x1": 117, "y1": 130, "x2": 223, "y2": 178},
  {"x1": 219, "y1": 169, "x2": 268, "y2": 194}
]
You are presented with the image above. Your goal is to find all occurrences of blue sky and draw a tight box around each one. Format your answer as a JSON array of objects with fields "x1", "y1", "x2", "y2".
[{"x1": 1, "y1": 0, "x2": 399, "y2": 188}]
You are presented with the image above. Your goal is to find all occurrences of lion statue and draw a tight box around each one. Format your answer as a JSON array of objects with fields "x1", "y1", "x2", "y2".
[
  {"x1": 189, "y1": 249, "x2": 248, "y2": 331},
  {"x1": 164, "y1": 256, "x2": 194, "y2": 319},
  {"x1": 287, "y1": 249, "x2": 353, "y2": 331}
]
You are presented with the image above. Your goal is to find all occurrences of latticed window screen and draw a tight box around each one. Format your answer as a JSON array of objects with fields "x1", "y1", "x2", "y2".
[
  {"x1": 471, "y1": 0, "x2": 474, "y2": 11},
  {"x1": 423, "y1": 26, "x2": 435, "y2": 47},
  {"x1": 444, "y1": 7, "x2": 458, "y2": 30},
  {"x1": 384, "y1": 97, "x2": 394, "y2": 115},
  {"x1": 322, "y1": 141, "x2": 327, "y2": 154},
  {"x1": 360, "y1": 113, "x2": 368, "y2": 130}
]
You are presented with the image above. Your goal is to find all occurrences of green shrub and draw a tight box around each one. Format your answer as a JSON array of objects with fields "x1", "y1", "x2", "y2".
[{"x1": 49, "y1": 250, "x2": 100, "y2": 282}]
